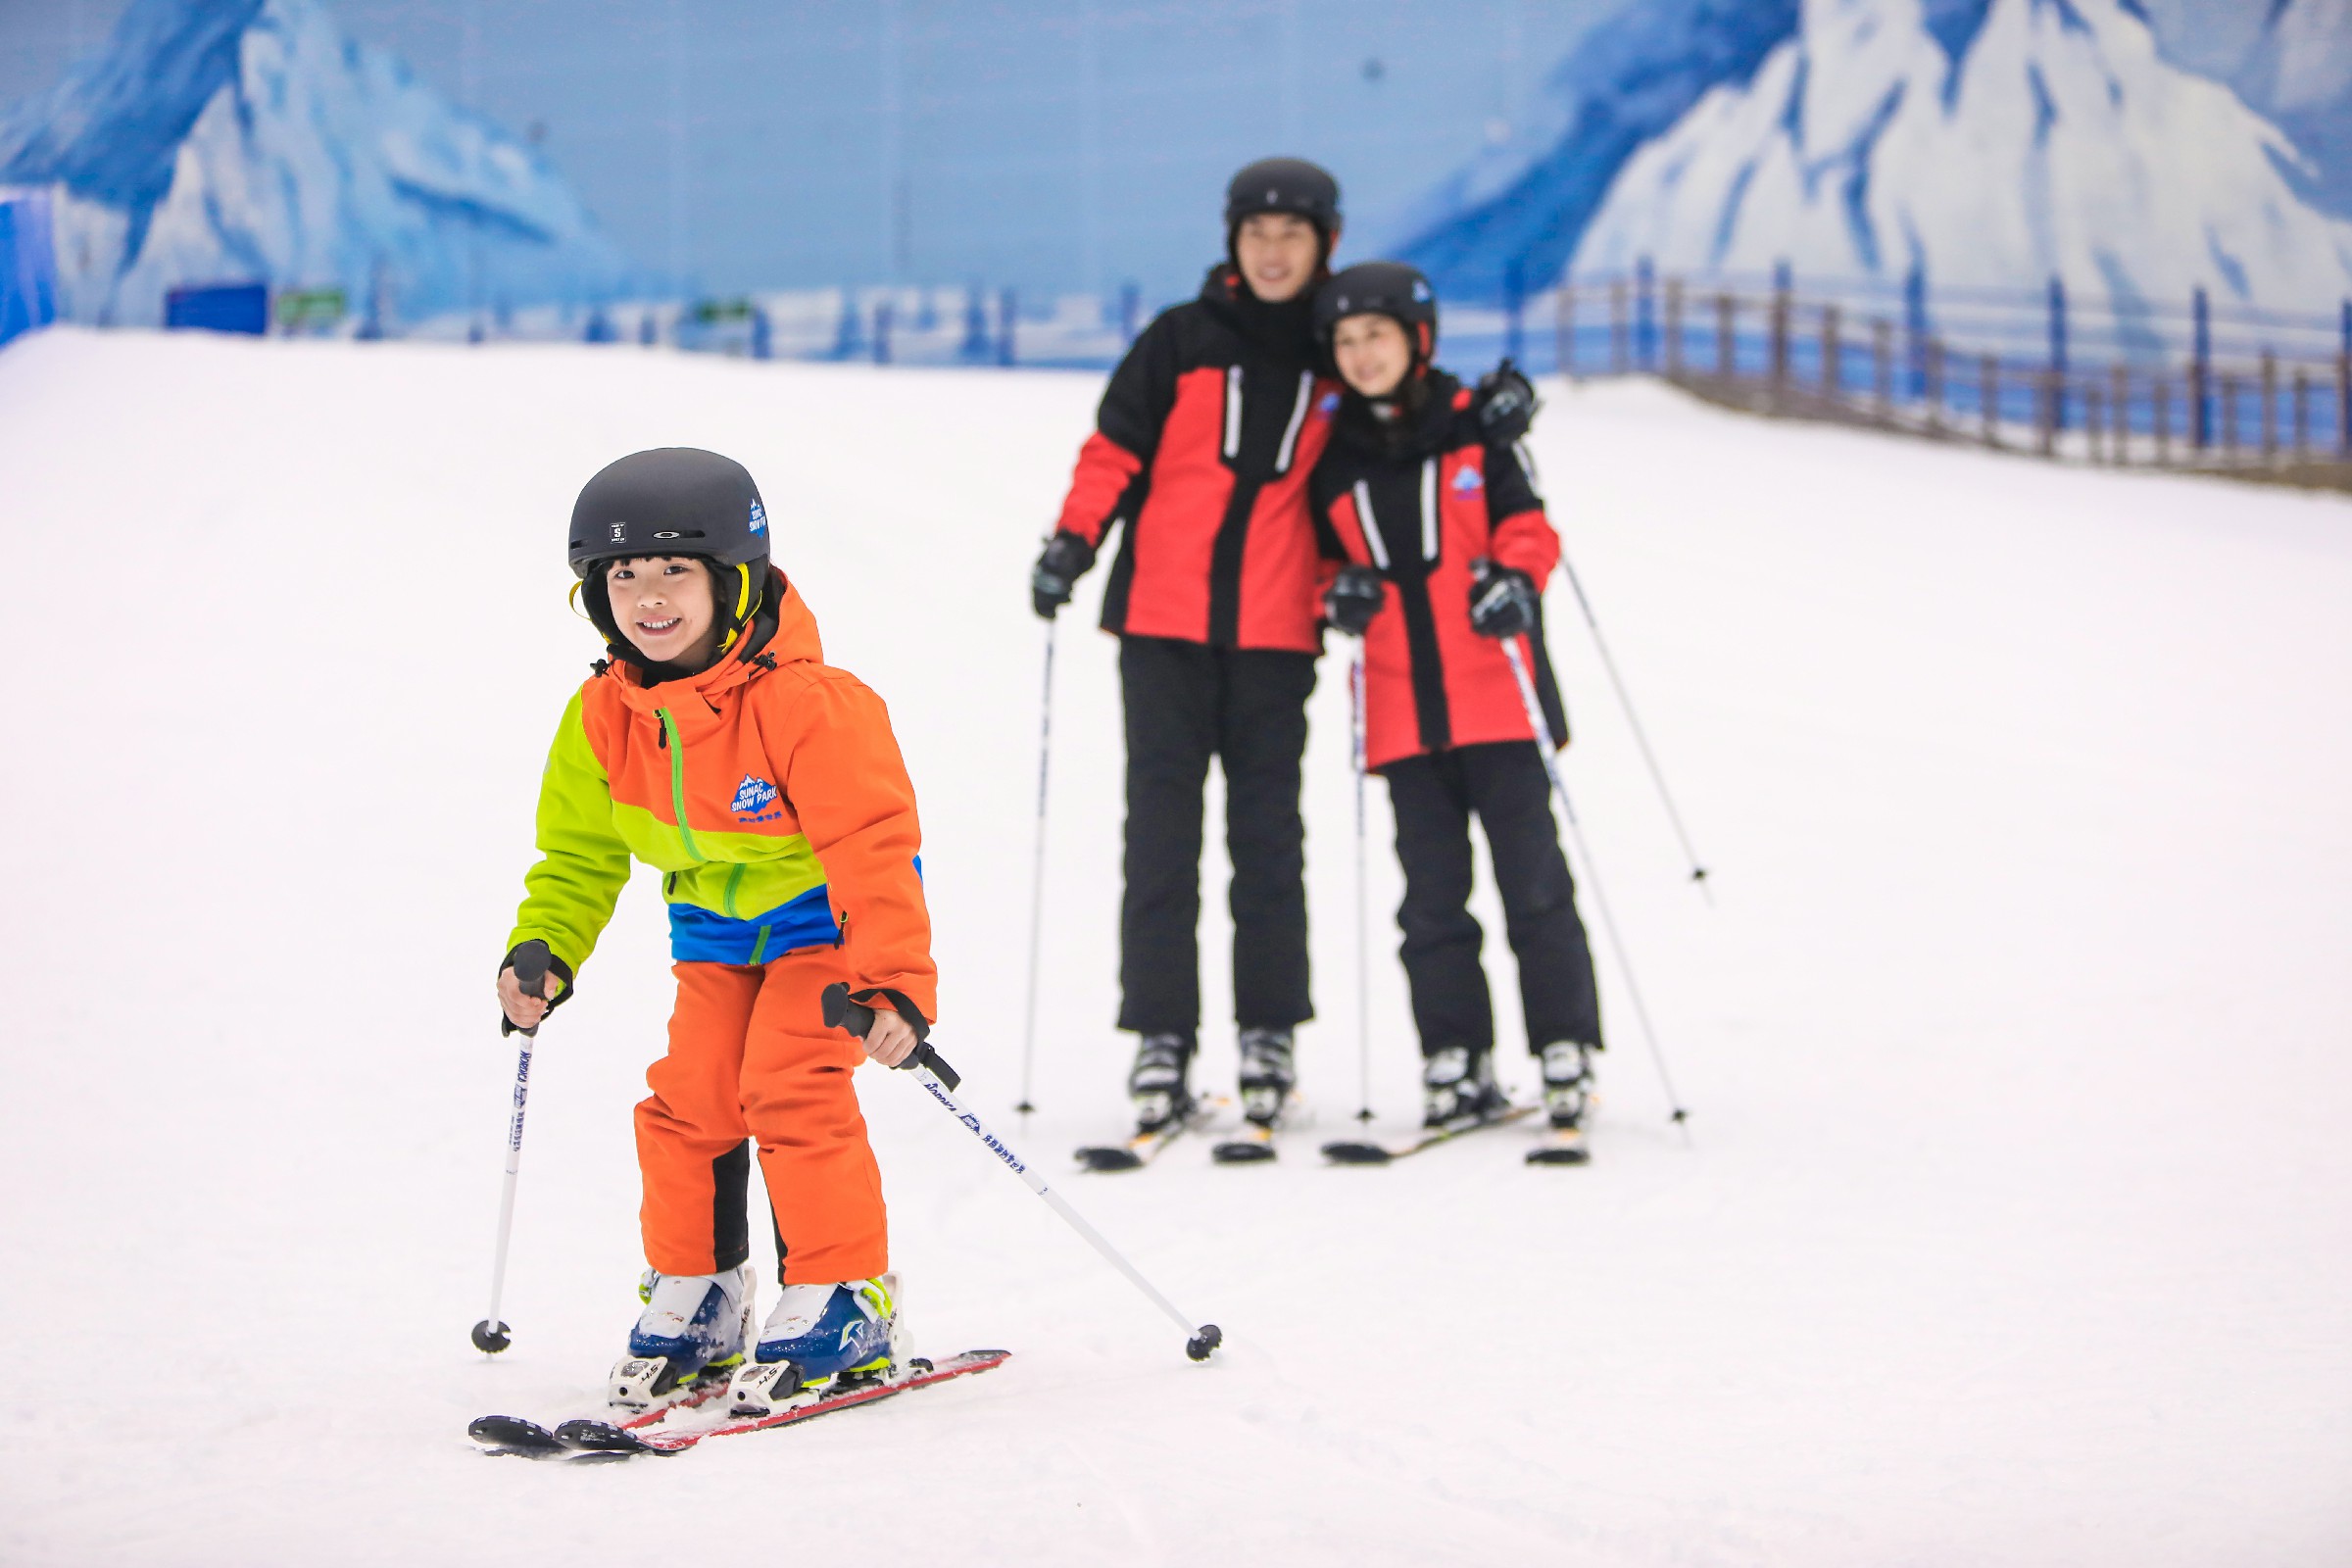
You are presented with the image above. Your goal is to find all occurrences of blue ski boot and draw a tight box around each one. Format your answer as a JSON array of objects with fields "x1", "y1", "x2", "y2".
[
  {"x1": 728, "y1": 1275, "x2": 897, "y2": 1415},
  {"x1": 607, "y1": 1264, "x2": 756, "y2": 1409}
]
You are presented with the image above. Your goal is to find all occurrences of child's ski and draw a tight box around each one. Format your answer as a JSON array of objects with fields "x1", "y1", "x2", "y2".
[
  {"x1": 1525, "y1": 1123, "x2": 1591, "y2": 1165},
  {"x1": 466, "y1": 1369, "x2": 735, "y2": 1457},
  {"x1": 1075, "y1": 1097, "x2": 1224, "y2": 1172},
  {"x1": 1320, "y1": 1103, "x2": 1541, "y2": 1164}
]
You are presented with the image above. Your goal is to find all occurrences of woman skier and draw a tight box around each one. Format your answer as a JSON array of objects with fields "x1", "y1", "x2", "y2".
[
  {"x1": 1306, "y1": 263, "x2": 1605, "y2": 1160},
  {"x1": 496, "y1": 446, "x2": 938, "y2": 1405}
]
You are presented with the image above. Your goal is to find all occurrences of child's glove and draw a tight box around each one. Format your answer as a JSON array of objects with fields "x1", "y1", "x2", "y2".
[
  {"x1": 1031, "y1": 531, "x2": 1096, "y2": 618},
  {"x1": 1474, "y1": 359, "x2": 1540, "y2": 446},
  {"x1": 1323, "y1": 564, "x2": 1385, "y2": 636},
  {"x1": 1468, "y1": 561, "x2": 1539, "y2": 640}
]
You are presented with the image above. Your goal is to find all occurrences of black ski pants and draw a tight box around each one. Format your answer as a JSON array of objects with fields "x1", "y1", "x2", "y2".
[
  {"x1": 1117, "y1": 635, "x2": 1317, "y2": 1040},
  {"x1": 1383, "y1": 740, "x2": 1602, "y2": 1058}
]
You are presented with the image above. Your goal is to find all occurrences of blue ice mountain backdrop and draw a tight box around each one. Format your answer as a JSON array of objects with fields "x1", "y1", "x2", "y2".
[
  {"x1": 0, "y1": 0, "x2": 2349, "y2": 328},
  {"x1": 0, "y1": 0, "x2": 630, "y2": 325}
]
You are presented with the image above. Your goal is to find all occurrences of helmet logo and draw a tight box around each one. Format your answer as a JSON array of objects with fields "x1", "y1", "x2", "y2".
[
  {"x1": 749, "y1": 500, "x2": 767, "y2": 535},
  {"x1": 1413, "y1": 280, "x2": 1432, "y2": 302},
  {"x1": 654, "y1": 530, "x2": 681, "y2": 540},
  {"x1": 609, "y1": 521, "x2": 627, "y2": 544}
]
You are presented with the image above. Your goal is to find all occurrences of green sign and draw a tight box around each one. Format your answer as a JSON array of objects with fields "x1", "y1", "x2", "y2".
[{"x1": 275, "y1": 288, "x2": 347, "y2": 328}]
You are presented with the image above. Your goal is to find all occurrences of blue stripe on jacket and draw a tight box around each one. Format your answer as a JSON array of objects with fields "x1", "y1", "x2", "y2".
[{"x1": 667, "y1": 883, "x2": 840, "y2": 965}]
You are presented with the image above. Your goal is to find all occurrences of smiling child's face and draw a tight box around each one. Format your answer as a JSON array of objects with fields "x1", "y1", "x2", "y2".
[
  {"x1": 607, "y1": 556, "x2": 717, "y2": 667},
  {"x1": 1332, "y1": 313, "x2": 1412, "y2": 400}
]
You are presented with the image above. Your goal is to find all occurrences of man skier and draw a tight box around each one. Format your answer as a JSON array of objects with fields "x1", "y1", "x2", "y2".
[{"x1": 1031, "y1": 157, "x2": 1344, "y2": 1137}]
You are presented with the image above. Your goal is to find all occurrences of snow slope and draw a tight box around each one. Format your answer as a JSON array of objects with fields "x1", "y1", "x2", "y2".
[
  {"x1": 1, "y1": 329, "x2": 2349, "y2": 1564},
  {"x1": 1573, "y1": 0, "x2": 2352, "y2": 315},
  {"x1": 0, "y1": 0, "x2": 631, "y2": 326}
]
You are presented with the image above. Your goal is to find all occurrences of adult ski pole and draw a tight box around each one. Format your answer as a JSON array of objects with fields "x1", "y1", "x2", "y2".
[
  {"x1": 1349, "y1": 653, "x2": 1374, "y2": 1123},
  {"x1": 823, "y1": 984, "x2": 1222, "y2": 1362},
  {"x1": 1500, "y1": 639, "x2": 1692, "y2": 1131},
  {"x1": 1014, "y1": 619, "x2": 1057, "y2": 1121},
  {"x1": 1554, "y1": 550, "x2": 1713, "y2": 901},
  {"x1": 472, "y1": 940, "x2": 552, "y2": 1353}
]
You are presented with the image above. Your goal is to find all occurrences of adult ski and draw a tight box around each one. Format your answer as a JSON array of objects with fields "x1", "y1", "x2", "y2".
[
  {"x1": 1320, "y1": 1103, "x2": 1542, "y2": 1165},
  {"x1": 1525, "y1": 1123, "x2": 1591, "y2": 1165},
  {"x1": 1210, "y1": 1093, "x2": 1307, "y2": 1164},
  {"x1": 1075, "y1": 1097, "x2": 1224, "y2": 1172}
]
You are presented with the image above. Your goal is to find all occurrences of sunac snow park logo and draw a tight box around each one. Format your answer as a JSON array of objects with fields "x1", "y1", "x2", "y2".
[{"x1": 732, "y1": 773, "x2": 782, "y2": 822}]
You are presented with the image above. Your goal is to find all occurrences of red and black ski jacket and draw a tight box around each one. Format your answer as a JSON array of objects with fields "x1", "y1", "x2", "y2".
[
  {"x1": 1309, "y1": 370, "x2": 1570, "y2": 771},
  {"x1": 1052, "y1": 266, "x2": 1342, "y2": 653}
]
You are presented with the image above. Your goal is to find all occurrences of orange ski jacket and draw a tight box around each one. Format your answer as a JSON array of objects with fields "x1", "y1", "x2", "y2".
[{"x1": 507, "y1": 572, "x2": 937, "y2": 1026}]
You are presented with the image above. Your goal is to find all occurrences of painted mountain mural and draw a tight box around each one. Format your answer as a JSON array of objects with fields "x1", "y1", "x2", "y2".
[
  {"x1": 1400, "y1": 0, "x2": 2352, "y2": 317},
  {"x1": 0, "y1": 0, "x2": 631, "y2": 325}
]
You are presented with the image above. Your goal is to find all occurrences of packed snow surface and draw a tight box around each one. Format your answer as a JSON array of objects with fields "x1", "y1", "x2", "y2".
[{"x1": 1, "y1": 328, "x2": 2348, "y2": 1564}]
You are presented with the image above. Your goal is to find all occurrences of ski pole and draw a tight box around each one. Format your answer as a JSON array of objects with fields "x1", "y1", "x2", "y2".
[
  {"x1": 472, "y1": 940, "x2": 551, "y2": 1353},
  {"x1": 1554, "y1": 550, "x2": 1713, "y2": 902},
  {"x1": 822, "y1": 983, "x2": 1222, "y2": 1363},
  {"x1": 1349, "y1": 652, "x2": 1374, "y2": 1123},
  {"x1": 1499, "y1": 638, "x2": 1692, "y2": 1132},
  {"x1": 1014, "y1": 618, "x2": 1057, "y2": 1121}
]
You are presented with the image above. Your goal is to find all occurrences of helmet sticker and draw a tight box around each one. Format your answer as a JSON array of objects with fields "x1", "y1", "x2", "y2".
[
  {"x1": 609, "y1": 521, "x2": 627, "y2": 543},
  {"x1": 749, "y1": 500, "x2": 767, "y2": 535}
]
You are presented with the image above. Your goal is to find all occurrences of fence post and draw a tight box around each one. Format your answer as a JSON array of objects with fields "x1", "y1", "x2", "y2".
[
  {"x1": 1609, "y1": 278, "x2": 1629, "y2": 372},
  {"x1": 1981, "y1": 355, "x2": 1999, "y2": 447},
  {"x1": 751, "y1": 306, "x2": 771, "y2": 361},
  {"x1": 1769, "y1": 270, "x2": 1791, "y2": 404},
  {"x1": 2083, "y1": 381, "x2": 2104, "y2": 464},
  {"x1": 998, "y1": 286, "x2": 1018, "y2": 367},
  {"x1": 2294, "y1": 368, "x2": 2311, "y2": 461},
  {"x1": 1663, "y1": 278, "x2": 1684, "y2": 377},
  {"x1": 1924, "y1": 338, "x2": 1945, "y2": 434},
  {"x1": 1821, "y1": 304, "x2": 1840, "y2": 400},
  {"x1": 1716, "y1": 292, "x2": 1736, "y2": 379},
  {"x1": 1557, "y1": 284, "x2": 1577, "y2": 378},
  {"x1": 1903, "y1": 264, "x2": 1929, "y2": 399},
  {"x1": 1634, "y1": 256, "x2": 1656, "y2": 370},
  {"x1": 2260, "y1": 351, "x2": 2278, "y2": 461},
  {"x1": 2190, "y1": 287, "x2": 2212, "y2": 449},
  {"x1": 2036, "y1": 368, "x2": 2057, "y2": 456},
  {"x1": 2220, "y1": 373, "x2": 2239, "y2": 459},
  {"x1": 1503, "y1": 255, "x2": 1526, "y2": 367},
  {"x1": 1873, "y1": 318, "x2": 1892, "y2": 422},
  {"x1": 2153, "y1": 377, "x2": 2171, "y2": 464},
  {"x1": 2339, "y1": 300, "x2": 2351, "y2": 457},
  {"x1": 2110, "y1": 363, "x2": 2129, "y2": 465},
  {"x1": 873, "y1": 297, "x2": 894, "y2": 366},
  {"x1": 2046, "y1": 276, "x2": 2069, "y2": 433}
]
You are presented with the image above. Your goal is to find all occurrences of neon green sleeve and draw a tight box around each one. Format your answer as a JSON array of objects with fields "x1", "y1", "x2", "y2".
[{"x1": 506, "y1": 691, "x2": 634, "y2": 977}]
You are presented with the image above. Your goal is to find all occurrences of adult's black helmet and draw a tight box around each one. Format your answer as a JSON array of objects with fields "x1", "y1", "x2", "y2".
[
  {"x1": 568, "y1": 447, "x2": 771, "y2": 655},
  {"x1": 1225, "y1": 157, "x2": 1342, "y2": 253},
  {"x1": 1315, "y1": 261, "x2": 1439, "y2": 363}
]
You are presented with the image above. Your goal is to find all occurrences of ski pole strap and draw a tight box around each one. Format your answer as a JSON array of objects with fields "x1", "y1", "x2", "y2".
[{"x1": 820, "y1": 983, "x2": 961, "y2": 1090}]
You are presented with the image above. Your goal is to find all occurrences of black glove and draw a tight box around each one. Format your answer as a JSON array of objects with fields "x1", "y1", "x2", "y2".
[
  {"x1": 1474, "y1": 359, "x2": 1540, "y2": 446},
  {"x1": 1468, "y1": 561, "x2": 1538, "y2": 640},
  {"x1": 498, "y1": 940, "x2": 575, "y2": 1037},
  {"x1": 1323, "y1": 564, "x2": 1385, "y2": 636},
  {"x1": 1031, "y1": 531, "x2": 1096, "y2": 618}
]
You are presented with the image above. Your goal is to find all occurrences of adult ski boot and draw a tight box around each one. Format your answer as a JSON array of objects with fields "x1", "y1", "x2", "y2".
[
  {"x1": 608, "y1": 1263, "x2": 756, "y2": 1409},
  {"x1": 729, "y1": 1274, "x2": 898, "y2": 1416},
  {"x1": 1236, "y1": 1027, "x2": 1296, "y2": 1127},
  {"x1": 1127, "y1": 1033, "x2": 1197, "y2": 1134},
  {"x1": 1529, "y1": 1041, "x2": 1594, "y2": 1165},
  {"x1": 1421, "y1": 1045, "x2": 1509, "y2": 1130}
]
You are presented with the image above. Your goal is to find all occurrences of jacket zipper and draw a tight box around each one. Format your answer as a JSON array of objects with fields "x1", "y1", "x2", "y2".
[
  {"x1": 722, "y1": 862, "x2": 746, "y2": 917},
  {"x1": 656, "y1": 708, "x2": 704, "y2": 862}
]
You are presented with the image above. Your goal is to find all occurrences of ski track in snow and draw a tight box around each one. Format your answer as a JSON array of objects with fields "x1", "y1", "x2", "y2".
[{"x1": 0, "y1": 327, "x2": 2347, "y2": 1564}]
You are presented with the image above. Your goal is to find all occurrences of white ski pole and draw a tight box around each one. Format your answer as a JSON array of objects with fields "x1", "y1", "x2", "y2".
[
  {"x1": 1499, "y1": 638, "x2": 1692, "y2": 1131},
  {"x1": 823, "y1": 984, "x2": 1221, "y2": 1362},
  {"x1": 1349, "y1": 652, "x2": 1374, "y2": 1123},
  {"x1": 1555, "y1": 550, "x2": 1712, "y2": 901},
  {"x1": 1014, "y1": 618, "x2": 1057, "y2": 1122},
  {"x1": 473, "y1": 940, "x2": 552, "y2": 1353}
]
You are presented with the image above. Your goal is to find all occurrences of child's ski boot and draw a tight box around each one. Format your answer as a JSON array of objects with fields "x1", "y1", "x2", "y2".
[
  {"x1": 1529, "y1": 1041, "x2": 1594, "y2": 1165},
  {"x1": 1127, "y1": 1033, "x2": 1197, "y2": 1133},
  {"x1": 1421, "y1": 1045, "x2": 1509, "y2": 1130},
  {"x1": 1236, "y1": 1027, "x2": 1296, "y2": 1127},
  {"x1": 608, "y1": 1263, "x2": 756, "y2": 1409},
  {"x1": 729, "y1": 1275, "x2": 898, "y2": 1416}
]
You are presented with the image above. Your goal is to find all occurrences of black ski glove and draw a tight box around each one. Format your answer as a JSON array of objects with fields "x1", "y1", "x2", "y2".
[
  {"x1": 1474, "y1": 359, "x2": 1540, "y2": 446},
  {"x1": 1468, "y1": 561, "x2": 1539, "y2": 640},
  {"x1": 1031, "y1": 531, "x2": 1097, "y2": 619},
  {"x1": 498, "y1": 940, "x2": 576, "y2": 1036},
  {"x1": 1323, "y1": 564, "x2": 1385, "y2": 637}
]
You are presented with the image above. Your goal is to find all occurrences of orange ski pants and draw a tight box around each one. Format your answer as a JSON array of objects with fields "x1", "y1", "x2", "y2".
[{"x1": 636, "y1": 951, "x2": 888, "y2": 1285}]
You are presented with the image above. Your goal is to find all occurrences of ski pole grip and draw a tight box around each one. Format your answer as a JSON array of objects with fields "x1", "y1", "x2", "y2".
[
  {"x1": 512, "y1": 940, "x2": 551, "y2": 999},
  {"x1": 821, "y1": 983, "x2": 961, "y2": 1090}
]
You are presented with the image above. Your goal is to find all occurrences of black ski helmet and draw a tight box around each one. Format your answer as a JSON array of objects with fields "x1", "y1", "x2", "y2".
[
  {"x1": 568, "y1": 447, "x2": 771, "y2": 654},
  {"x1": 1225, "y1": 157, "x2": 1342, "y2": 261},
  {"x1": 1315, "y1": 261, "x2": 1439, "y2": 366}
]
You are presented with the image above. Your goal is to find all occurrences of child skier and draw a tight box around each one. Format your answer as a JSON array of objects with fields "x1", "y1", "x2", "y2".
[
  {"x1": 496, "y1": 446, "x2": 937, "y2": 1406},
  {"x1": 1306, "y1": 262, "x2": 1604, "y2": 1158}
]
